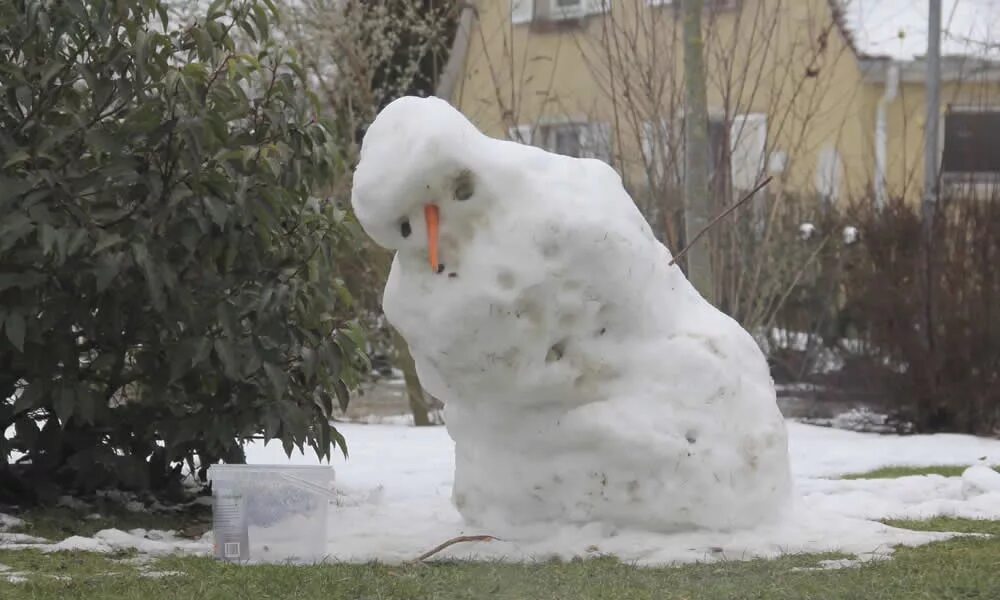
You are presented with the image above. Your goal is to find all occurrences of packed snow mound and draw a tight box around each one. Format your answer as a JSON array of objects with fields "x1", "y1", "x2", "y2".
[
  {"x1": 0, "y1": 514, "x2": 25, "y2": 531},
  {"x1": 352, "y1": 96, "x2": 792, "y2": 535},
  {"x1": 961, "y1": 464, "x2": 1000, "y2": 498},
  {"x1": 243, "y1": 423, "x2": 998, "y2": 565},
  {"x1": 0, "y1": 527, "x2": 211, "y2": 555}
]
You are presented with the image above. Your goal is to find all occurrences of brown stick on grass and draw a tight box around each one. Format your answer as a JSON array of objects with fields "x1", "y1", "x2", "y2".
[
  {"x1": 670, "y1": 176, "x2": 774, "y2": 266},
  {"x1": 411, "y1": 535, "x2": 501, "y2": 563}
]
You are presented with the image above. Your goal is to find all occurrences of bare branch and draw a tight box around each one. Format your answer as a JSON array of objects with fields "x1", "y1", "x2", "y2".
[
  {"x1": 670, "y1": 176, "x2": 773, "y2": 266},
  {"x1": 411, "y1": 535, "x2": 501, "y2": 563}
]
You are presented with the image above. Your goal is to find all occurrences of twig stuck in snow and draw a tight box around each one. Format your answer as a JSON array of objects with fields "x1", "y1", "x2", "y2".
[
  {"x1": 411, "y1": 535, "x2": 500, "y2": 563},
  {"x1": 670, "y1": 176, "x2": 774, "y2": 266}
]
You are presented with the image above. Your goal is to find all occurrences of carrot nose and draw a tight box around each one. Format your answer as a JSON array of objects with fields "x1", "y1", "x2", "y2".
[{"x1": 424, "y1": 204, "x2": 440, "y2": 272}]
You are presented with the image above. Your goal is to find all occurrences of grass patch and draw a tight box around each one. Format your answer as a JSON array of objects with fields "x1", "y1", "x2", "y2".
[
  {"x1": 883, "y1": 517, "x2": 1000, "y2": 536},
  {"x1": 839, "y1": 465, "x2": 998, "y2": 480},
  {"x1": 1, "y1": 518, "x2": 997, "y2": 599},
  {"x1": 8, "y1": 505, "x2": 210, "y2": 542}
]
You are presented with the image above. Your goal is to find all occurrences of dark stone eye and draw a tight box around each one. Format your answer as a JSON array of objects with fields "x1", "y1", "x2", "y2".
[
  {"x1": 454, "y1": 169, "x2": 474, "y2": 201},
  {"x1": 400, "y1": 220, "x2": 411, "y2": 238}
]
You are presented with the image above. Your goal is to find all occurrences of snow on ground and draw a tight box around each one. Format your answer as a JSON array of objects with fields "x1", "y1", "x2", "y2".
[
  {"x1": 786, "y1": 422, "x2": 999, "y2": 478},
  {"x1": 241, "y1": 421, "x2": 1000, "y2": 565},
  {"x1": 3, "y1": 421, "x2": 999, "y2": 566},
  {"x1": 0, "y1": 514, "x2": 24, "y2": 532},
  {"x1": 0, "y1": 528, "x2": 211, "y2": 555}
]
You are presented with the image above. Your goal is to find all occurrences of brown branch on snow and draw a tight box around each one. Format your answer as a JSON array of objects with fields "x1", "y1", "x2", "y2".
[
  {"x1": 411, "y1": 535, "x2": 501, "y2": 563},
  {"x1": 670, "y1": 176, "x2": 773, "y2": 266}
]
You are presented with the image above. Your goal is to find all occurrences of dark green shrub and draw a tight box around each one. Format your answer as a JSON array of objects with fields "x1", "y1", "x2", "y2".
[{"x1": 0, "y1": 0, "x2": 365, "y2": 502}]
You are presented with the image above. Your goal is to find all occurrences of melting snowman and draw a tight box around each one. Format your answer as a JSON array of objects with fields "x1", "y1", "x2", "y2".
[{"x1": 352, "y1": 96, "x2": 791, "y2": 535}]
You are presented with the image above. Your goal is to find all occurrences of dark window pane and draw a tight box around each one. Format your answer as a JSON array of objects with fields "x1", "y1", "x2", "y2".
[
  {"x1": 942, "y1": 111, "x2": 1000, "y2": 173},
  {"x1": 554, "y1": 126, "x2": 582, "y2": 157}
]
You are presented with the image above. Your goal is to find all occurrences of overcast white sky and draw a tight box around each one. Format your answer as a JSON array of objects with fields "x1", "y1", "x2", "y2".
[{"x1": 843, "y1": 0, "x2": 1000, "y2": 61}]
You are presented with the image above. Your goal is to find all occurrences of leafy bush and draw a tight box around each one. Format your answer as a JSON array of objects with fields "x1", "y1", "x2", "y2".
[{"x1": 0, "y1": 0, "x2": 366, "y2": 502}]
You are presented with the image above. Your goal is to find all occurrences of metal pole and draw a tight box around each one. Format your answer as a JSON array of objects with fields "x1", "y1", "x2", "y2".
[
  {"x1": 922, "y1": 0, "x2": 941, "y2": 353},
  {"x1": 923, "y1": 0, "x2": 941, "y2": 220}
]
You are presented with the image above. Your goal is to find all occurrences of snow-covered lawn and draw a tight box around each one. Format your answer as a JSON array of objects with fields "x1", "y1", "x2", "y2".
[
  {"x1": 256, "y1": 420, "x2": 1000, "y2": 565},
  {"x1": 4, "y1": 421, "x2": 1000, "y2": 567}
]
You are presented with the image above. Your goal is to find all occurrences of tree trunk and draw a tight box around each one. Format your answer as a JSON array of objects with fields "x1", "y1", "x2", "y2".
[
  {"x1": 681, "y1": 0, "x2": 715, "y2": 303},
  {"x1": 392, "y1": 327, "x2": 432, "y2": 426},
  {"x1": 372, "y1": 248, "x2": 434, "y2": 426},
  {"x1": 435, "y1": 1, "x2": 477, "y2": 102}
]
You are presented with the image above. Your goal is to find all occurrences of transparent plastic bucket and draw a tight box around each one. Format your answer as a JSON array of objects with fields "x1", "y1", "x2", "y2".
[{"x1": 207, "y1": 464, "x2": 335, "y2": 564}]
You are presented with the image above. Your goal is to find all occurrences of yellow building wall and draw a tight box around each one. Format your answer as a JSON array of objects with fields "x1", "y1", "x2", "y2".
[
  {"x1": 457, "y1": 0, "x2": 881, "y2": 203},
  {"x1": 883, "y1": 80, "x2": 1000, "y2": 201}
]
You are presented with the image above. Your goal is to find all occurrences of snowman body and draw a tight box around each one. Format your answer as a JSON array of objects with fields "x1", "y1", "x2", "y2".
[{"x1": 352, "y1": 96, "x2": 791, "y2": 534}]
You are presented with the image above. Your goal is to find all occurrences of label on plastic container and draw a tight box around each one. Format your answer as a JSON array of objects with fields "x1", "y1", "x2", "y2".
[{"x1": 213, "y1": 492, "x2": 250, "y2": 562}]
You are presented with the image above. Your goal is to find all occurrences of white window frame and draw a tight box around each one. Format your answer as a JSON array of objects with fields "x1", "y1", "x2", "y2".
[
  {"x1": 511, "y1": 0, "x2": 610, "y2": 25},
  {"x1": 509, "y1": 124, "x2": 534, "y2": 145},
  {"x1": 647, "y1": 0, "x2": 740, "y2": 9},
  {"x1": 508, "y1": 120, "x2": 612, "y2": 163},
  {"x1": 640, "y1": 118, "x2": 674, "y2": 183},
  {"x1": 512, "y1": 0, "x2": 534, "y2": 24},
  {"x1": 729, "y1": 113, "x2": 768, "y2": 192},
  {"x1": 549, "y1": 0, "x2": 586, "y2": 20},
  {"x1": 814, "y1": 146, "x2": 843, "y2": 204}
]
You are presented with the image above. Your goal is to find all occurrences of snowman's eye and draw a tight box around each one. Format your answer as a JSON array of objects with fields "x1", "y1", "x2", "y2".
[
  {"x1": 454, "y1": 169, "x2": 474, "y2": 201},
  {"x1": 400, "y1": 220, "x2": 412, "y2": 238}
]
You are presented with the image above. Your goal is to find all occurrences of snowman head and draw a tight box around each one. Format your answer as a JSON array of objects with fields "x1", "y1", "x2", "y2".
[{"x1": 351, "y1": 96, "x2": 490, "y2": 273}]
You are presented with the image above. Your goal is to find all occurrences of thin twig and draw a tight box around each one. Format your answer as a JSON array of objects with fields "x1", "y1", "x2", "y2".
[
  {"x1": 411, "y1": 535, "x2": 500, "y2": 563},
  {"x1": 670, "y1": 176, "x2": 773, "y2": 266}
]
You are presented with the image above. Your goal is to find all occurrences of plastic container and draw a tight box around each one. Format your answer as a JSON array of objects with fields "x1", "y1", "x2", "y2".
[{"x1": 207, "y1": 464, "x2": 334, "y2": 564}]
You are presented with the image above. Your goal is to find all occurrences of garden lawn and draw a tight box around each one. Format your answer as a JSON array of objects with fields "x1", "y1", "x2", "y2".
[
  {"x1": 2, "y1": 463, "x2": 999, "y2": 599},
  {"x1": 0, "y1": 516, "x2": 998, "y2": 600}
]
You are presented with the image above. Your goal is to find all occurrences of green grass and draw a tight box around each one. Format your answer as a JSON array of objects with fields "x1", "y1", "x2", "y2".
[
  {"x1": 882, "y1": 516, "x2": 1000, "y2": 536},
  {"x1": 8, "y1": 505, "x2": 210, "y2": 541},
  {"x1": 1, "y1": 468, "x2": 998, "y2": 599},
  {"x1": 1, "y1": 526, "x2": 998, "y2": 600},
  {"x1": 2, "y1": 517, "x2": 997, "y2": 600},
  {"x1": 839, "y1": 465, "x2": 999, "y2": 480}
]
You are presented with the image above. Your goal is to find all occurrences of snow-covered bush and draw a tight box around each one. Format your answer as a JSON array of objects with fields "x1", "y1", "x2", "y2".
[{"x1": 0, "y1": 0, "x2": 366, "y2": 502}]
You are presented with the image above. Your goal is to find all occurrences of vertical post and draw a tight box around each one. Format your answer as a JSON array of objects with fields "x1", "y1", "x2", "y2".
[
  {"x1": 681, "y1": 0, "x2": 714, "y2": 303},
  {"x1": 924, "y1": 0, "x2": 941, "y2": 223},
  {"x1": 922, "y1": 0, "x2": 941, "y2": 352},
  {"x1": 914, "y1": 0, "x2": 942, "y2": 428},
  {"x1": 435, "y1": 1, "x2": 477, "y2": 103}
]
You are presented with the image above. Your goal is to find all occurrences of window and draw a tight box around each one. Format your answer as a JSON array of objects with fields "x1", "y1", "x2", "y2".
[
  {"x1": 534, "y1": 0, "x2": 585, "y2": 21},
  {"x1": 941, "y1": 108, "x2": 1000, "y2": 176},
  {"x1": 508, "y1": 121, "x2": 612, "y2": 163},
  {"x1": 729, "y1": 113, "x2": 767, "y2": 191},
  {"x1": 554, "y1": 126, "x2": 583, "y2": 156},
  {"x1": 667, "y1": 117, "x2": 727, "y2": 190},
  {"x1": 641, "y1": 119, "x2": 673, "y2": 182},
  {"x1": 815, "y1": 146, "x2": 843, "y2": 204},
  {"x1": 668, "y1": 113, "x2": 767, "y2": 194},
  {"x1": 512, "y1": 0, "x2": 533, "y2": 23},
  {"x1": 647, "y1": 0, "x2": 741, "y2": 10},
  {"x1": 511, "y1": 0, "x2": 609, "y2": 24}
]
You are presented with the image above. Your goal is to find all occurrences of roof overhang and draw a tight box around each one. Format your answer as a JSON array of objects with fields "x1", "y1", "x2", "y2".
[{"x1": 860, "y1": 56, "x2": 1000, "y2": 84}]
